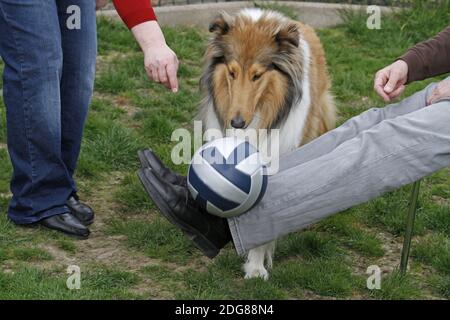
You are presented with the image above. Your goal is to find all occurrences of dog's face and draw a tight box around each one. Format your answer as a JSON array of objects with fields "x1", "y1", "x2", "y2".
[
  {"x1": 202, "y1": 12, "x2": 303, "y2": 130},
  {"x1": 212, "y1": 57, "x2": 288, "y2": 130}
]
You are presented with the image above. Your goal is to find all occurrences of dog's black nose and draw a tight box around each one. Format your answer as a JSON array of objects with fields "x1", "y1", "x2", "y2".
[{"x1": 231, "y1": 116, "x2": 246, "y2": 129}]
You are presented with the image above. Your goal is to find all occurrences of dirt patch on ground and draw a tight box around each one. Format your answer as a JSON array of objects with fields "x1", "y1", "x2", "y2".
[
  {"x1": 74, "y1": 174, "x2": 163, "y2": 266},
  {"x1": 373, "y1": 230, "x2": 404, "y2": 274},
  {"x1": 95, "y1": 92, "x2": 141, "y2": 121},
  {"x1": 25, "y1": 172, "x2": 180, "y2": 298},
  {"x1": 348, "y1": 225, "x2": 442, "y2": 299},
  {"x1": 114, "y1": 95, "x2": 140, "y2": 120},
  {"x1": 432, "y1": 195, "x2": 450, "y2": 206}
]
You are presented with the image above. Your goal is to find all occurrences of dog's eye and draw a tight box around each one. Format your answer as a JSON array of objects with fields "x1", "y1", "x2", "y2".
[
  {"x1": 252, "y1": 74, "x2": 262, "y2": 81},
  {"x1": 229, "y1": 71, "x2": 236, "y2": 79}
]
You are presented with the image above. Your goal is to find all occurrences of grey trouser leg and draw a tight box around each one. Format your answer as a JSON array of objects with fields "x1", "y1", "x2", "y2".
[{"x1": 228, "y1": 80, "x2": 450, "y2": 256}]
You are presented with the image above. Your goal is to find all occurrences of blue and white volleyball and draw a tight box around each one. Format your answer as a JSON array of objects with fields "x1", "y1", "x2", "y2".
[{"x1": 187, "y1": 137, "x2": 268, "y2": 218}]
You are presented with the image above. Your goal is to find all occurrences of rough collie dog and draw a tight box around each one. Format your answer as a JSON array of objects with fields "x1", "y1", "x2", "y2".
[{"x1": 199, "y1": 8, "x2": 336, "y2": 279}]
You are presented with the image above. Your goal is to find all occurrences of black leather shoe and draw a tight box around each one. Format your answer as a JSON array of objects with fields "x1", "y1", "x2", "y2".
[
  {"x1": 138, "y1": 149, "x2": 186, "y2": 187},
  {"x1": 39, "y1": 213, "x2": 90, "y2": 239},
  {"x1": 138, "y1": 167, "x2": 231, "y2": 258},
  {"x1": 66, "y1": 194, "x2": 94, "y2": 226}
]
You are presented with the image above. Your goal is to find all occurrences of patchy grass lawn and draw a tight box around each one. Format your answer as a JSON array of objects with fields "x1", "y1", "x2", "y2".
[{"x1": 0, "y1": 1, "x2": 449, "y2": 299}]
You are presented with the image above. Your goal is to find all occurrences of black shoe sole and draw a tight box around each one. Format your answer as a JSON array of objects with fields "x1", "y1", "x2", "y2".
[
  {"x1": 137, "y1": 168, "x2": 219, "y2": 259},
  {"x1": 38, "y1": 224, "x2": 90, "y2": 240},
  {"x1": 80, "y1": 218, "x2": 94, "y2": 227}
]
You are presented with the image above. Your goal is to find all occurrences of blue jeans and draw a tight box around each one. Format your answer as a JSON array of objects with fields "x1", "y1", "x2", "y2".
[{"x1": 0, "y1": 0, "x2": 97, "y2": 224}]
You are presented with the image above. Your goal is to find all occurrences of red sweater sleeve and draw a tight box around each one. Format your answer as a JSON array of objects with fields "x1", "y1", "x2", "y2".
[{"x1": 112, "y1": 0, "x2": 157, "y2": 29}]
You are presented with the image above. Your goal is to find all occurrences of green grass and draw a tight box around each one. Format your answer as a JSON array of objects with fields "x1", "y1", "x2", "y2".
[
  {"x1": 0, "y1": 1, "x2": 448, "y2": 299},
  {"x1": 0, "y1": 97, "x2": 6, "y2": 143},
  {"x1": 433, "y1": 275, "x2": 450, "y2": 299},
  {"x1": 359, "y1": 187, "x2": 428, "y2": 235},
  {"x1": 272, "y1": 258, "x2": 359, "y2": 298},
  {"x1": 277, "y1": 231, "x2": 341, "y2": 260},
  {"x1": 367, "y1": 270, "x2": 422, "y2": 300},
  {"x1": 319, "y1": 214, "x2": 385, "y2": 257},
  {"x1": 412, "y1": 234, "x2": 450, "y2": 275},
  {"x1": 115, "y1": 174, "x2": 155, "y2": 213},
  {"x1": 8, "y1": 247, "x2": 53, "y2": 262},
  {"x1": 253, "y1": 1, "x2": 299, "y2": 20},
  {"x1": 0, "y1": 267, "x2": 141, "y2": 299},
  {"x1": 176, "y1": 252, "x2": 288, "y2": 300},
  {"x1": 0, "y1": 149, "x2": 12, "y2": 194},
  {"x1": 56, "y1": 239, "x2": 77, "y2": 254},
  {"x1": 82, "y1": 124, "x2": 144, "y2": 172},
  {"x1": 106, "y1": 217, "x2": 196, "y2": 263}
]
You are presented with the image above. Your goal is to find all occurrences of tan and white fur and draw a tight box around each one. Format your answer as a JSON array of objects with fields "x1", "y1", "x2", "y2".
[{"x1": 199, "y1": 8, "x2": 336, "y2": 279}]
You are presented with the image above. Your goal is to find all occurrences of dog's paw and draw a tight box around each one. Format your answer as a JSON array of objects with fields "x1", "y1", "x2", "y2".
[
  {"x1": 266, "y1": 256, "x2": 273, "y2": 270},
  {"x1": 244, "y1": 265, "x2": 269, "y2": 280}
]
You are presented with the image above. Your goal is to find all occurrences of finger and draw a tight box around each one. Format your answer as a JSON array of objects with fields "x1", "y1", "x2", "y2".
[
  {"x1": 374, "y1": 71, "x2": 387, "y2": 88},
  {"x1": 151, "y1": 65, "x2": 160, "y2": 83},
  {"x1": 384, "y1": 70, "x2": 401, "y2": 94},
  {"x1": 375, "y1": 84, "x2": 391, "y2": 102},
  {"x1": 427, "y1": 92, "x2": 439, "y2": 106},
  {"x1": 374, "y1": 72, "x2": 390, "y2": 101},
  {"x1": 376, "y1": 87, "x2": 391, "y2": 102},
  {"x1": 426, "y1": 91, "x2": 433, "y2": 105},
  {"x1": 157, "y1": 64, "x2": 168, "y2": 85},
  {"x1": 166, "y1": 62, "x2": 179, "y2": 93},
  {"x1": 388, "y1": 85, "x2": 405, "y2": 100},
  {"x1": 375, "y1": 86, "x2": 391, "y2": 101},
  {"x1": 144, "y1": 66, "x2": 154, "y2": 82},
  {"x1": 427, "y1": 86, "x2": 442, "y2": 104},
  {"x1": 427, "y1": 88, "x2": 440, "y2": 105}
]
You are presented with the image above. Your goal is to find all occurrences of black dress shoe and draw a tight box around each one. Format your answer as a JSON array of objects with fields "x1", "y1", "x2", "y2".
[
  {"x1": 138, "y1": 149, "x2": 186, "y2": 187},
  {"x1": 138, "y1": 167, "x2": 231, "y2": 258},
  {"x1": 39, "y1": 213, "x2": 90, "y2": 239},
  {"x1": 66, "y1": 194, "x2": 94, "y2": 226}
]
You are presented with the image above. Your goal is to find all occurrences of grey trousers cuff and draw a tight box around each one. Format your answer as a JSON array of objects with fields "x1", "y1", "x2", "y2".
[{"x1": 228, "y1": 217, "x2": 246, "y2": 256}]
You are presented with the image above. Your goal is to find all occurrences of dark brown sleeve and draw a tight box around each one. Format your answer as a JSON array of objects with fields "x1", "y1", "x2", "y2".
[{"x1": 398, "y1": 27, "x2": 450, "y2": 83}]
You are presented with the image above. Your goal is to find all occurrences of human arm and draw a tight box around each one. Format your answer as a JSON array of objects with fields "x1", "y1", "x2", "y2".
[
  {"x1": 112, "y1": 0, "x2": 179, "y2": 92},
  {"x1": 400, "y1": 27, "x2": 450, "y2": 83},
  {"x1": 374, "y1": 27, "x2": 450, "y2": 102}
]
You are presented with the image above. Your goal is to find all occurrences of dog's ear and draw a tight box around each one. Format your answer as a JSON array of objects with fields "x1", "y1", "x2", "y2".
[
  {"x1": 209, "y1": 12, "x2": 232, "y2": 35},
  {"x1": 275, "y1": 23, "x2": 300, "y2": 48}
]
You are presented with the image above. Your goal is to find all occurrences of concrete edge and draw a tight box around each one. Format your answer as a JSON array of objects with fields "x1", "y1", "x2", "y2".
[{"x1": 98, "y1": 1, "x2": 396, "y2": 29}]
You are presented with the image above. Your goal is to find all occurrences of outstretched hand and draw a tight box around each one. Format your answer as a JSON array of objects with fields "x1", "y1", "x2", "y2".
[
  {"x1": 374, "y1": 60, "x2": 409, "y2": 102},
  {"x1": 131, "y1": 21, "x2": 179, "y2": 93},
  {"x1": 142, "y1": 42, "x2": 179, "y2": 92}
]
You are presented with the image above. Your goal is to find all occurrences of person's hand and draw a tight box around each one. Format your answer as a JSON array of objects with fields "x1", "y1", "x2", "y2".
[
  {"x1": 96, "y1": 0, "x2": 108, "y2": 10},
  {"x1": 374, "y1": 60, "x2": 409, "y2": 102},
  {"x1": 131, "y1": 21, "x2": 179, "y2": 92},
  {"x1": 427, "y1": 78, "x2": 450, "y2": 105},
  {"x1": 142, "y1": 42, "x2": 179, "y2": 92}
]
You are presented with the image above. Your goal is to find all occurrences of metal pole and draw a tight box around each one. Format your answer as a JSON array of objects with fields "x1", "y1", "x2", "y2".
[{"x1": 400, "y1": 180, "x2": 421, "y2": 274}]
